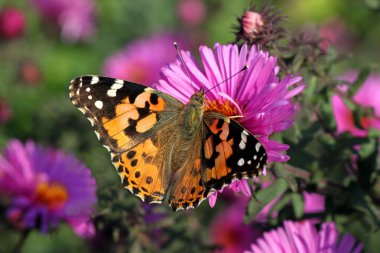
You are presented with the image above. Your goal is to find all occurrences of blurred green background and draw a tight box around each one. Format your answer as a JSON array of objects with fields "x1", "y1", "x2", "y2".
[{"x1": 1, "y1": 0, "x2": 380, "y2": 252}]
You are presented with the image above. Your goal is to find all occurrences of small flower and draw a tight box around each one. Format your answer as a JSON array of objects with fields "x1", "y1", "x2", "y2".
[
  {"x1": 332, "y1": 71, "x2": 380, "y2": 137},
  {"x1": 19, "y1": 59, "x2": 42, "y2": 86},
  {"x1": 235, "y1": 4, "x2": 286, "y2": 47},
  {"x1": 103, "y1": 34, "x2": 188, "y2": 85},
  {"x1": 177, "y1": 0, "x2": 206, "y2": 26},
  {"x1": 31, "y1": 0, "x2": 96, "y2": 42},
  {"x1": 241, "y1": 11, "x2": 264, "y2": 38},
  {"x1": 244, "y1": 220, "x2": 363, "y2": 253},
  {"x1": 0, "y1": 7, "x2": 25, "y2": 39},
  {"x1": 157, "y1": 43, "x2": 303, "y2": 206},
  {"x1": 0, "y1": 140, "x2": 97, "y2": 237},
  {"x1": 0, "y1": 97, "x2": 12, "y2": 124}
]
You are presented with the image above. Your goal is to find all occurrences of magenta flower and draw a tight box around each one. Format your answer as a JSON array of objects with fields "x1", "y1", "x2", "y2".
[
  {"x1": 331, "y1": 71, "x2": 380, "y2": 137},
  {"x1": 0, "y1": 7, "x2": 25, "y2": 39},
  {"x1": 31, "y1": 0, "x2": 96, "y2": 42},
  {"x1": 103, "y1": 34, "x2": 188, "y2": 86},
  {"x1": 244, "y1": 220, "x2": 363, "y2": 253},
  {"x1": 156, "y1": 43, "x2": 303, "y2": 206},
  {"x1": 0, "y1": 140, "x2": 97, "y2": 237},
  {"x1": 209, "y1": 197, "x2": 261, "y2": 253}
]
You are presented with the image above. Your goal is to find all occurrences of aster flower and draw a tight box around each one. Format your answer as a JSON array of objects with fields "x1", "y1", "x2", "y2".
[
  {"x1": 103, "y1": 33, "x2": 188, "y2": 85},
  {"x1": 244, "y1": 220, "x2": 363, "y2": 253},
  {"x1": 31, "y1": 0, "x2": 96, "y2": 42},
  {"x1": 157, "y1": 43, "x2": 303, "y2": 206},
  {"x1": 0, "y1": 140, "x2": 97, "y2": 237},
  {"x1": 332, "y1": 71, "x2": 380, "y2": 137},
  {"x1": 0, "y1": 7, "x2": 25, "y2": 39}
]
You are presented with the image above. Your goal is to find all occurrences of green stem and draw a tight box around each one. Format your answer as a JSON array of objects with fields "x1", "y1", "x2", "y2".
[{"x1": 11, "y1": 229, "x2": 30, "y2": 253}]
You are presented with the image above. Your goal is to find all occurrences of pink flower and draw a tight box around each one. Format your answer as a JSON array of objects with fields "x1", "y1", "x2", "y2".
[
  {"x1": 244, "y1": 220, "x2": 363, "y2": 253},
  {"x1": 31, "y1": 0, "x2": 96, "y2": 42},
  {"x1": 103, "y1": 34, "x2": 188, "y2": 85},
  {"x1": 157, "y1": 43, "x2": 303, "y2": 206},
  {"x1": 209, "y1": 198, "x2": 261, "y2": 253},
  {"x1": 331, "y1": 71, "x2": 380, "y2": 137},
  {"x1": 177, "y1": 0, "x2": 206, "y2": 26},
  {"x1": 0, "y1": 140, "x2": 97, "y2": 237},
  {"x1": 0, "y1": 7, "x2": 25, "y2": 39},
  {"x1": 319, "y1": 18, "x2": 356, "y2": 52}
]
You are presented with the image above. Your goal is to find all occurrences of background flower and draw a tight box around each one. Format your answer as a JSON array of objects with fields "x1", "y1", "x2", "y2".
[
  {"x1": 31, "y1": 0, "x2": 96, "y2": 42},
  {"x1": 0, "y1": 7, "x2": 25, "y2": 39},
  {"x1": 209, "y1": 196, "x2": 260, "y2": 253},
  {"x1": 103, "y1": 33, "x2": 188, "y2": 85},
  {"x1": 332, "y1": 71, "x2": 380, "y2": 137},
  {"x1": 244, "y1": 220, "x2": 363, "y2": 253},
  {"x1": 0, "y1": 140, "x2": 97, "y2": 237},
  {"x1": 157, "y1": 43, "x2": 303, "y2": 205}
]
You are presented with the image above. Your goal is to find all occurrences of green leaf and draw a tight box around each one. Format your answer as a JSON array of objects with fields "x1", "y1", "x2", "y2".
[
  {"x1": 291, "y1": 193, "x2": 304, "y2": 219},
  {"x1": 350, "y1": 67, "x2": 371, "y2": 95},
  {"x1": 245, "y1": 178, "x2": 289, "y2": 223}
]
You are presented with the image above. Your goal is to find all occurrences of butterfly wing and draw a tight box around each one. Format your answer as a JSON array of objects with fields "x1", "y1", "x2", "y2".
[
  {"x1": 202, "y1": 114, "x2": 267, "y2": 191},
  {"x1": 69, "y1": 75, "x2": 183, "y2": 203}
]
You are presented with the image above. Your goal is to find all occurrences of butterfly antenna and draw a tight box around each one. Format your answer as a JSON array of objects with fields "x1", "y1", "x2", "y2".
[
  {"x1": 205, "y1": 65, "x2": 248, "y2": 94},
  {"x1": 174, "y1": 42, "x2": 196, "y2": 92}
]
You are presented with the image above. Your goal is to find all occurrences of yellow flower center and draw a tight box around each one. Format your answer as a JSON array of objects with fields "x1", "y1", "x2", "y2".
[
  {"x1": 205, "y1": 99, "x2": 241, "y2": 118},
  {"x1": 35, "y1": 182, "x2": 68, "y2": 210}
]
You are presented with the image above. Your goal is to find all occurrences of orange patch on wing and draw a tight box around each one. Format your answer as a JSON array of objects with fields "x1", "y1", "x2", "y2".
[
  {"x1": 149, "y1": 97, "x2": 166, "y2": 111},
  {"x1": 135, "y1": 113, "x2": 157, "y2": 133},
  {"x1": 115, "y1": 138, "x2": 165, "y2": 203},
  {"x1": 219, "y1": 122, "x2": 229, "y2": 140},
  {"x1": 112, "y1": 131, "x2": 132, "y2": 148},
  {"x1": 204, "y1": 136, "x2": 214, "y2": 159},
  {"x1": 169, "y1": 158, "x2": 206, "y2": 210}
]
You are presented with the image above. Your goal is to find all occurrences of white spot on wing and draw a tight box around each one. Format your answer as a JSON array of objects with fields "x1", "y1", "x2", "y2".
[
  {"x1": 255, "y1": 143, "x2": 261, "y2": 152},
  {"x1": 111, "y1": 82, "x2": 123, "y2": 90},
  {"x1": 239, "y1": 141, "x2": 246, "y2": 150},
  {"x1": 91, "y1": 76, "x2": 99, "y2": 84},
  {"x1": 238, "y1": 158, "x2": 245, "y2": 166},
  {"x1": 86, "y1": 87, "x2": 91, "y2": 92},
  {"x1": 107, "y1": 89, "x2": 117, "y2": 97},
  {"x1": 253, "y1": 155, "x2": 257, "y2": 160},
  {"x1": 95, "y1": 100, "x2": 103, "y2": 109},
  {"x1": 247, "y1": 160, "x2": 252, "y2": 165},
  {"x1": 88, "y1": 95, "x2": 92, "y2": 100}
]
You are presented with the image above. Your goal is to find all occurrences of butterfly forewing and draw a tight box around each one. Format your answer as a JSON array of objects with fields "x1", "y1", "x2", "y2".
[
  {"x1": 69, "y1": 75, "x2": 183, "y2": 203},
  {"x1": 69, "y1": 76, "x2": 182, "y2": 152},
  {"x1": 202, "y1": 115, "x2": 267, "y2": 191}
]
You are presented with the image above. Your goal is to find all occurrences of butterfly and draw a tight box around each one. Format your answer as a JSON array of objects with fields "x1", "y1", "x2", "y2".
[{"x1": 69, "y1": 76, "x2": 267, "y2": 210}]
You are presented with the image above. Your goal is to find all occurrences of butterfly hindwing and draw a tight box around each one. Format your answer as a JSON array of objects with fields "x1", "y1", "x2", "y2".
[{"x1": 202, "y1": 115, "x2": 267, "y2": 191}]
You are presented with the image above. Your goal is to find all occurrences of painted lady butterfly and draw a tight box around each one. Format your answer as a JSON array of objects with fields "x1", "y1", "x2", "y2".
[{"x1": 69, "y1": 76, "x2": 267, "y2": 210}]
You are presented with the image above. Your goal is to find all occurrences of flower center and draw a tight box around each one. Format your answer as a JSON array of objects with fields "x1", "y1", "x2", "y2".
[
  {"x1": 35, "y1": 182, "x2": 68, "y2": 210},
  {"x1": 205, "y1": 99, "x2": 241, "y2": 118}
]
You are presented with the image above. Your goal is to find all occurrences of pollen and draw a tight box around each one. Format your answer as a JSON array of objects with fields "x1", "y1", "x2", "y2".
[
  {"x1": 35, "y1": 182, "x2": 68, "y2": 210},
  {"x1": 205, "y1": 99, "x2": 241, "y2": 118}
]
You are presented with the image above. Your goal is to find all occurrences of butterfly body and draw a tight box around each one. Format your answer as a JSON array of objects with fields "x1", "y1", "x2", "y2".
[{"x1": 69, "y1": 76, "x2": 267, "y2": 210}]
